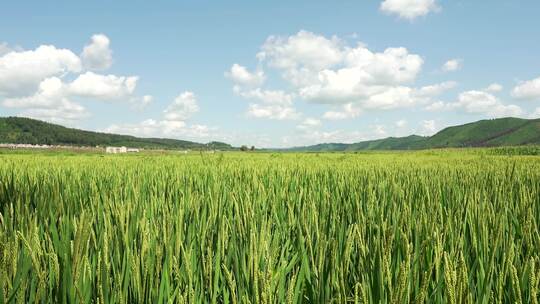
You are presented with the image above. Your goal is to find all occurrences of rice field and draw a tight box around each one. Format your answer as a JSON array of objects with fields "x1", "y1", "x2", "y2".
[{"x1": 0, "y1": 150, "x2": 539, "y2": 303}]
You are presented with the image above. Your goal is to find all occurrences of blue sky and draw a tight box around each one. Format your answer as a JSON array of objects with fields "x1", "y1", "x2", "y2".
[{"x1": 1, "y1": 0, "x2": 539, "y2": 147}]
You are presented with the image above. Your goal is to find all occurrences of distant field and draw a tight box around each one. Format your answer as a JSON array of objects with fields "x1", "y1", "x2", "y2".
[{"x1": 1, "y1": 149, "x2": 539, "y2": 303}]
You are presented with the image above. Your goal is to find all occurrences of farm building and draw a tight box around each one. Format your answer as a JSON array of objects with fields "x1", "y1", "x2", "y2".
[
  {"x1": 105, "y1": 146, "x2": 128, "y2": 154},
  {"x1": 127, "y1": 148, "x2": 140, "y2": 153}
]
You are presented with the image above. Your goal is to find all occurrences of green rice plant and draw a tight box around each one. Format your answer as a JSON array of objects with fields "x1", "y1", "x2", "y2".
[{"x1": 0, "y1": 149, "x2": 539, "y2": 303}]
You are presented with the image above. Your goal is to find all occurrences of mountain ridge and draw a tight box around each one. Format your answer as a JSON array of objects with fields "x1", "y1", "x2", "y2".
[
  {"x1": 286, "y1": 117, "x2": 540, "y2": 151},
  {"x1": 1, "y1": 116, "x2": 539, "y2": 151},
  {"x1": 0, "y1": 116, "x2": 233, "y2": 150}
]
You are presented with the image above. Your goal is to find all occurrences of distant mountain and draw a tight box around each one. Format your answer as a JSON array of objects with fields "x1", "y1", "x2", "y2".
[
  {"x1": 0, "y1": 117, "x2": 234, "y2": 150},
  {"x1": 2, "y1": 116, "x2": 538, "y2": 152},
  {"x1": 288, "y1": 135, "x2": 426, "y2": 152},
  {"x1": 288, "y1": 117, "x2": 540, "y2": 151}
]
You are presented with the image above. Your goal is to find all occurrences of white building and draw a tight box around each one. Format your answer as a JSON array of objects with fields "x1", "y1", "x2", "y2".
[
  {"x1": 126, "y1": 148, "x2": 140, "y2": 153},
  {"x1": 105, "y1": 146, "x2": 128, "y2": 154}
]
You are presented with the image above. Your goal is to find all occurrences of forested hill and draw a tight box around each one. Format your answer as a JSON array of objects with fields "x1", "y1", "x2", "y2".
[
  {"x1": 287, "y1": 117, "x2": 540, "y2": 151},
  {"x1": 0, "y1": 116, "x2": 233, "y2": 150},
  {"x1": 2, "y1": 116, "x2": 539, "y2": 151}
]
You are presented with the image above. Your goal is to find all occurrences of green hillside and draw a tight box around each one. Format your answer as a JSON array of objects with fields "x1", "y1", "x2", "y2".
[
  {"x1": 289, "y1": 135, "x2": 426, "y2": 152},
  {"x1": 417, "y1": 117, "x2": 540, "y2": 148},
  {"x1": 289, "y1": 117, "x2": 540, "y2": 151},
  {"x1": 0, "y1": 116, "x2": 234, "y2": 150}
]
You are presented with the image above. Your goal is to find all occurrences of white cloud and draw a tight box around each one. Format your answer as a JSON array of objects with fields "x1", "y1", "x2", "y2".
[
  {"x1": 0, "y1": 34, "x2": 153, "y2": 126},
  {"x1": 0, "y1": 43, "x2": 14, "y2": 56},
  {"x1": 2, "y1": 71, "x2": 143, "y2": 124},
  {"x1": 139, "y1": 95, "x2": 154, "y2": 108},
  {"x1": 512, "y1": 76, "x2": 540, "y2": 100},
  {"x1": 237, "y1": 88, "x2": 293, "y2": 105},
  {"x1": 302, "y1": 117, "x2": 321, "y2": 127},
  {"x1": 105, "y1": 91, "x2": 215, "y2": 140},
  {"x1": 297, "y1": 117, "x2": 321, "y2": 130},
  {"x1": 18, "y1": 102, "x2": 89, "y2": 125},
  {"x1": 2, "y1": 77, "x2": 89, "y2": 125},
  {"x1": 380, "y1": 0, "x2": 440, "y2": 20},
  {"x1": 105, "y1": 119, "x2": 215, "y2": 139},
  {"x1": 0, "y1": 45, "x2": 81, "y2": 96},
  {"x1": 232, "y1": 31, "x2": 455, "y2": 122},
  {"x1": 287, "y1": 129, "x2": 366, "y2": 146},
  {"x1": 424, "y1": 100, "x2": 446, "y2": 111},
  {"x1": 258, "y1": 31, "x2": 423, "y2": 109},
  {"x1": 295, "y1": 46, "x2": 424, "y2": 105},
  {"x1": 395, "y1": 119, "x2": 407, "y2": 128},
  {"x1": 81, "y1": 34, "x2": 113, "y2": 70},
  {"x1": 322, "y1": 103, "x2": 362, "y2": 120},
  {"x1": 163, "y1": 91, "x2": 200, "y2": 121},
  {"x1": 318, "y1": 81, "x2": 453, "y2": 115},
  {"x1": 288, "y1": 123, "x2": 396, "y2": 147},
  {"x1": 372, "y1": 125, "x2": 387, "y2": 137},
  {"x1": 416, "y1": 81, "x2": 457, "y2": 96},
  {"x1": 247, "y1": 103, "x2": 300, "y2": 120},
  {"x1": 105, "y1": 119, "x2": 180, "y2": 137},
  {"x1": 258, "y1": 30, "x2": 343, "y2": 71},
  {"x1": 485, "y1": 83, "x2": 503, "y2": 93},
  {"x1": 3, "y1": 77, "x2": 67, "y2": 109},
  {"x1": 130, "y1": 95, "x2": 154, "y2": 110},
  {"x1": 419, "y1": 119, "x2": 437, "y2": 135},
  {"x1": 449, "y1": 90, "x2": 523, "y2": 117},
  {"x1": 68, "y1": 72, "x2": 138, "y2": 100},
  {"x1": 442, "y1": 59, "x2": 462, "y2": 72},
  {"x1": 234, "y1": 87, "x2": 300, "y2": 120},
  {"x1": 225, "y1": 64, "x2": 265, "y2": 88}
]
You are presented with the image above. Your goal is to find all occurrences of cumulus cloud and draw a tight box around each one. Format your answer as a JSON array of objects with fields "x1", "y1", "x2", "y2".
[
  {"x1": 0, "y1": 34, "x2": 153, "y2": 125},
  {"x1": 237, "y1": 88, "x2": 293, "y2": 105},
  {"x1": 299, "y1": 47, "x2": 424, "y2": 105},
  {"x1": 3, "y1": 77, "x2": 67, "y2": 109},
  {"x1": 129, "y1": 95, "x2": 154, "y2": 111},
  {"x1": 139, "y1": 95, "x2": 154, "y2": 108},
  {"x1": 322, "y1": 103, "x2": 362, "y2": 120},
  {"x1": 247, "y1": 103, "x2": 300, "y2": 120},
  {"x1": 2, "y1": 71, "x2": 143, "y2": 126},
  {"x1": 258, "y1": 32, "x2": 443, "y2": 109},
  {"x1": 234, "y1": 88, "x2": 299, "y2": 120},
  {"x1": 225, "y1": 64, "x2": 265, "y2": 88},
  {"x1": 2, "y1": 77, "x2": 89, "y2": 124},
  {"x1": 18, "y1": 102, "x2": 89, "y2": 125},
  {"x1": 0, "y1": 43, "x2": 15, "y2": 56},
  {"x1": 424, "y1": 100, "x2": 446, "y2": 111},
  {"x1": 105, "y1": 91, "x2": 215, "y2": 140},
  {"x1": 287, "y1": 124, "x2": 395, "y2": 147},
  {"x1": 297, "y1": 118, "x2": 321, "y2": 130},
  {"x1": 4, "y1": 72, "x2": 141, "y2": 107},
  {"x1": 380, "y1": 0, "x2": 440, "y2": 20},
  {"x1": 163, "y1": 91, "x2": 200, "y2": 121},
  {"x1": 512, "y1": 76, "x2": 540, "y2": 100},
  {"x1": 320, "y1": 81, "x2": 454, "y2": 119},
  {"x1": 0, "y1": 45, "x2": 81, "y2": 96},
  {"x1": 105, "y1": 119, "x2": 214, "y2": 139},
  {"x1": 68, "y1": 72, "x2": 138, "y2": 100},
  {"x1": 395, "y1": 119, "x2": 407, "y2": 128},
  {"x1": 230, "y1": 31, "x2": 458, "y2": 122},
  {"x1": 442, "y1": 59, "x2": 462, "y2": 72},
  {"x1": 419, "y1": 119, "x2": 437, "y2": 135},
  {"x1": 81, "y1": 34, "x2": 113, "y2": 71},
  {"x1": 447, "y1": 90, "x2": 523, "y2": 117},
  {"x1": 257, "y1": 30, "x2": 343, "y2": 71},
  {"x1": 485, "y1": 83, "x2": 503, "y2": 93}
]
